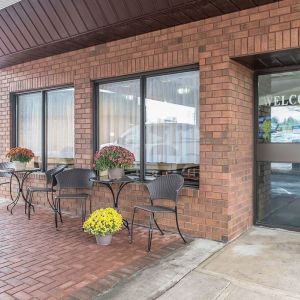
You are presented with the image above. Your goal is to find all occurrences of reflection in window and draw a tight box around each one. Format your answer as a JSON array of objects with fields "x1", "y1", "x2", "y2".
[
  {"x1": 257, "y1": 162, "x2": 300, "y2": 228},
  {"x1": 47, "y1": 88, "x2": 75, "y2": 168},
  {"x1": 145, "y1": 72, "x2": 199, "y2": 182},
  {"x1": 258, "y1": 71, "x2": 300, "y2": 143},
  {"x1": 17, "y1": 92, "x2": 42, "y2": 168},
  {"x1": 97, "y1": 69, "x2": 200, "y2": 186},
  {"x1": 15, "y1": 87, "x2": 75, "y2": 170},
  {"x1": 98, "y1": 80, "x2": 140, "y2": 174}
]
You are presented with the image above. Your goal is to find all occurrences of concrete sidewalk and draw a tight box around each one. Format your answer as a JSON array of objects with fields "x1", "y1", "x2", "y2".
[
  {"x1": 159, "y1": 227, "x2": 300, "y2": 300},
  {"x1": 95, "y1": 238, "x2": 224, "y2": 300},
  {"x1": 96, "y1": 227, "x2": 300, "y2": 300}
]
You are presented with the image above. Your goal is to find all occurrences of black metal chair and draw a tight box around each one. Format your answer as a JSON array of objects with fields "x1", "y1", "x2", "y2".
[
  {"x1": 130, "y1": 174, "x2": 187, "y2": 251},
  {"x1": 25, "y1": 164, "x2": 67, "y2": 220},
  {"x1": 0, "y1": 162, "x2": 14, "y2": 197},
  {"x1": 54, "y1": 168, "x2": 96, "y2": 228}
]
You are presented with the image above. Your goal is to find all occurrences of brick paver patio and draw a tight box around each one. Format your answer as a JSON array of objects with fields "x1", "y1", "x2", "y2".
[{"x1": 0, "y1": 202, "x2": 184, "y2": 300}]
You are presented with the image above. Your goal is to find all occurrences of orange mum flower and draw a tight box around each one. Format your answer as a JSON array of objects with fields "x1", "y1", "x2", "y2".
[{"x1": 6, "y1": 147, "x2": 34, "y2": 163}]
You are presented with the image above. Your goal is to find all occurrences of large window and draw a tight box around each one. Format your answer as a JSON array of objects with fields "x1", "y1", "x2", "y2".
[
  {"x1": 14, "y1": 87, "x2": 74, "y2": 170},
  {"x1": 96, "y1": 68, "x2": 200, "y2": 186}
]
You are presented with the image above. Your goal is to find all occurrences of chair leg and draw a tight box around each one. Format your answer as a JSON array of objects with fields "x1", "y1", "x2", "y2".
[
  {"x1": 130, "y1": 207, "x2": 137, "y2": 244},
  {"x1": 89, "y1": 196, "x2": 92, "y2": 214},
  {"x1": 84, "y1": 198, "x2": 87, "y2": 222},
  {"x1": 54, "y1": 197, "x2": 59, "y2": 229},
  {"x1": 147, "y1": 213, "x2": 154, "y2": 252},
  {"x1": 24, "y1": 189, "x2": 29, "y2": 214},
  {"x1": 28, "y1": 191, "x2": 34, "y2": 220},
  {"x1": 80, "y1": 199, "x2": 86, "y2": 226},
  {"x1": 153, "y1": 213, "x2": 164, "y2": 235},
  {"x1": 58, "y1": 199, "x2": 63, "y2": 223},
  {"x1": 175, "y1": 209, "x2": 186, "y2": 243}
]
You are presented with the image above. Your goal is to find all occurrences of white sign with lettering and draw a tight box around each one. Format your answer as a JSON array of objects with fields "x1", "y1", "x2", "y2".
[{"x1": 261, "y1": 95, "x2": 300, "y2": 106}]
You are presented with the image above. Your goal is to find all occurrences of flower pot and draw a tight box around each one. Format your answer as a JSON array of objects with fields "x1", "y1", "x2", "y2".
[
  {"x1": 108, "y1": 168, "x2": 124, "y2": 180},
  {"x1": 95, "y1": 234, "x2": 112, "y2": 246},
  {"x1": 100, "y1": 170, "x2": 108, "y2": 177},
  {"x1": 13, "y1": 161, "x2": 27, "y2": 171}
]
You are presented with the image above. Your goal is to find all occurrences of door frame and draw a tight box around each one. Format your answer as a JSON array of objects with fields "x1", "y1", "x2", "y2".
[{"x1": 253, "y1": 66, "x2": 300, "y2": 232}]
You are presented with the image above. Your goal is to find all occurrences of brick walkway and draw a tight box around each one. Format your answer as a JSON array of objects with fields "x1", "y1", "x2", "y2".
[{"x1": 0, "y1": 203, "x2": 184, "y2": 300}]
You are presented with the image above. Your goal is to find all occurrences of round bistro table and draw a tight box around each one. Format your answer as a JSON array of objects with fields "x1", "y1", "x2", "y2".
[
  {"x1": 0, "y1": 167, "x2": 40, "y2": 214},
  {"x1": 90, "y1": 175, "x2": 138, "y2": 232}
]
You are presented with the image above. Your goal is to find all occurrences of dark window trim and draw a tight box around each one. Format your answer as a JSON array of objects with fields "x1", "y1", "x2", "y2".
[
  {"x1": 11, "y1": 85, "x2": 74, "y2": 171},
  {"x1": 10, "y1": 93, "x2": 17, "y2": 148},
  {"x1": 140, "y1": 74, "x2": 146, "y2": 180},
  {"x1": 93, "y1": 65, "x2": 200, "y2": 187},
  {"x1": 93, "y1": 64, "x2": 199, "y2": 85},
  {"x1": 253, "y1": 73, "x2": 258, "y2": 226},
  {"x1": 43, "y1": 91, "x2": 47, "y2": 171},
  {"x1": 12, "y1": 84, "x2": 73, "y2": 96}
]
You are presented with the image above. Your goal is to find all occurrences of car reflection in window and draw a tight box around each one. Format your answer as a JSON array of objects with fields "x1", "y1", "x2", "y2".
[{"x1": 115, "y1": 122, "x2": 199, "y2": 184}]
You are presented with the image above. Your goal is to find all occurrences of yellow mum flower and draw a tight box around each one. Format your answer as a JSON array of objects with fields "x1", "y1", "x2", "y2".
[{"x1": 83, "y1": 208, "x2": 123, "y2": 236}]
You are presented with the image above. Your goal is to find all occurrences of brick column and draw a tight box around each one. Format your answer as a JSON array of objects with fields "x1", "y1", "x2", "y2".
[
  {"x1": 74, "y1": 68, "x2": 93, "y2": 169},
  {"x1": 200, "y1": 52, "x2": 253, "y2": 241}
]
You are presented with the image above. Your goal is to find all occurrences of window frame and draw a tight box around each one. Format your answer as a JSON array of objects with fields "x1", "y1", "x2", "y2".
[
  {"x1": 11, "y1": 85, "x2": 74, "y2": 171},
  {"x1": 94, "y1": 65, "x2": 199, "y2": 186}
]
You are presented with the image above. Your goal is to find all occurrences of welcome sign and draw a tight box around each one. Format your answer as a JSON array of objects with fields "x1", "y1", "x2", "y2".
[{"x1": 261, "y1": 95, "x2": 300, "y2": 106}]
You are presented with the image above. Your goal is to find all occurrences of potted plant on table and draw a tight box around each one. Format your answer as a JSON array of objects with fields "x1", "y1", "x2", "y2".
[
  {"x1": 94, "y1": 145, "x2": 135, "y2": 180},
  {"x1": 6, "y1": 147, "x2": 34, "y2": 171},
  {"x1": 83, "y1": 208, "x2": 123, "y2": 246}
]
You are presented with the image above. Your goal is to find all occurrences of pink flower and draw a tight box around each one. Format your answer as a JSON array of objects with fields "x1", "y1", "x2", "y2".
[{"x1": 94, "y1": 145, "x2": 135, "y2": 171}]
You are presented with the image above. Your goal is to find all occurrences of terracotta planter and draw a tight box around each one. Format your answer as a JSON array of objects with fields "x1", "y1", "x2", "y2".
[
  {"x1": 95, "y1": 234, "x2": 112, "y2": 246},
  {"x1": 13, "y1": 161, "x2": 27, "y2": 171},
  {"x1": 108, "y1": 168, "x2": 124, "y2": 180}
]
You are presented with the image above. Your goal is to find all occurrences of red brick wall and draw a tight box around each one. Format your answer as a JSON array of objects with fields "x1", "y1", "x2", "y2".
[{"x1": 0, "y1": 0, "x2": 298, "y2": 241}]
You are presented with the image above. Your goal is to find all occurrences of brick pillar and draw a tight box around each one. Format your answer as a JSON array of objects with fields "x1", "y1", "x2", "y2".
[
  {"x1": 227, "y1": 61, "x2": 254, "y2": 240},
  {"x1": 74, "y1": 69, "x2": 93, "y2": 169},
  {"x1": 200, "y1": 55, "x2": 253, "y2": 241}
]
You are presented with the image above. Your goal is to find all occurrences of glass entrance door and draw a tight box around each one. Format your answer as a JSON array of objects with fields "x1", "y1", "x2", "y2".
[{"x1": 256, "y1": 70, "x2": 300, "y2": 229}]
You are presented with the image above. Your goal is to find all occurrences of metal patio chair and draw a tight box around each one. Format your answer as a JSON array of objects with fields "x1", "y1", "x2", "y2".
[
  {"x1": 54, "y1": 168, "x2": 96, "y2": 228},
  {"x1": 130, "y1": 174, "x2": 187, "y2": 251},
  {"x1": 0, "y1": 162, "x2": 14, "y2": 194},
  {"x1": 25, "y1": 164, "x2": 67, "y2": 220}
]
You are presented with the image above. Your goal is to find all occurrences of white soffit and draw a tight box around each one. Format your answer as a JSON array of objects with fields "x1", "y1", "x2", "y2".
[{"x1": 0, "y1": 0, "x2": 21, "y2": 10}]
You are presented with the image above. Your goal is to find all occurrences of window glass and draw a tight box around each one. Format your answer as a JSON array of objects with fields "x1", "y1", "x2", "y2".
[
  {"x1": 145, "y1": 71, "x2": 199, "y2": 185},
  {"x1": 47, "y1": 88, "x2": 74, "y2": 169},
  {"x1": 258, "y1": 71, "x2": 300, "y2": 143},
  {"x1": 257, "y1": 162, "x2": 300, "y2": 228},
  {"x1": 98, "y1": 80, "x2": 140, "y2": 174},
  {"x1": 97, "y1": 69, "x2": 200, "y2": 186},
  {"x1": 17, "y1": 92, "x2": 42, "y2": 168},
  {"x1": 15, "y1": 87, "x2": 74, "y2": 170}
]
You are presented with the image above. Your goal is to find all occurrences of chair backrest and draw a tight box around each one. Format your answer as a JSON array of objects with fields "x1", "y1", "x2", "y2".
[
  {"x1": 45, "y1": 164, "x2": 68, "y2": 186},
  {"x1": 55, "y1": 168, "x2": 96, "y2": 190},
  {"x1": 0, "y1": 162, "x2": 14, "y2": 178},
  {"x1": 146, "y1": 174, "x2": 184, "y2": 203}
]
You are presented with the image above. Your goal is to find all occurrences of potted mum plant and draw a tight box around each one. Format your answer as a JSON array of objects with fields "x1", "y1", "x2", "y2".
[
  {"x1": 83, "y1": 208, "x2": 123, "y2": 245},
  {"x1": 6, "y1": 147, "x2": 34, "y2": 171},
  {"x1": 94, "y1": 145, "x2": 135, "y2": 180}
]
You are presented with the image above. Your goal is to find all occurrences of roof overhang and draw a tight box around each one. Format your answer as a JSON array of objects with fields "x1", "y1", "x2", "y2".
[
  {"x1": 0, "y1": 0, "x2": 279, "y2": 68},
  {"x1": 232, "y1": 48, "x2": 300, "y2": 72}
]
